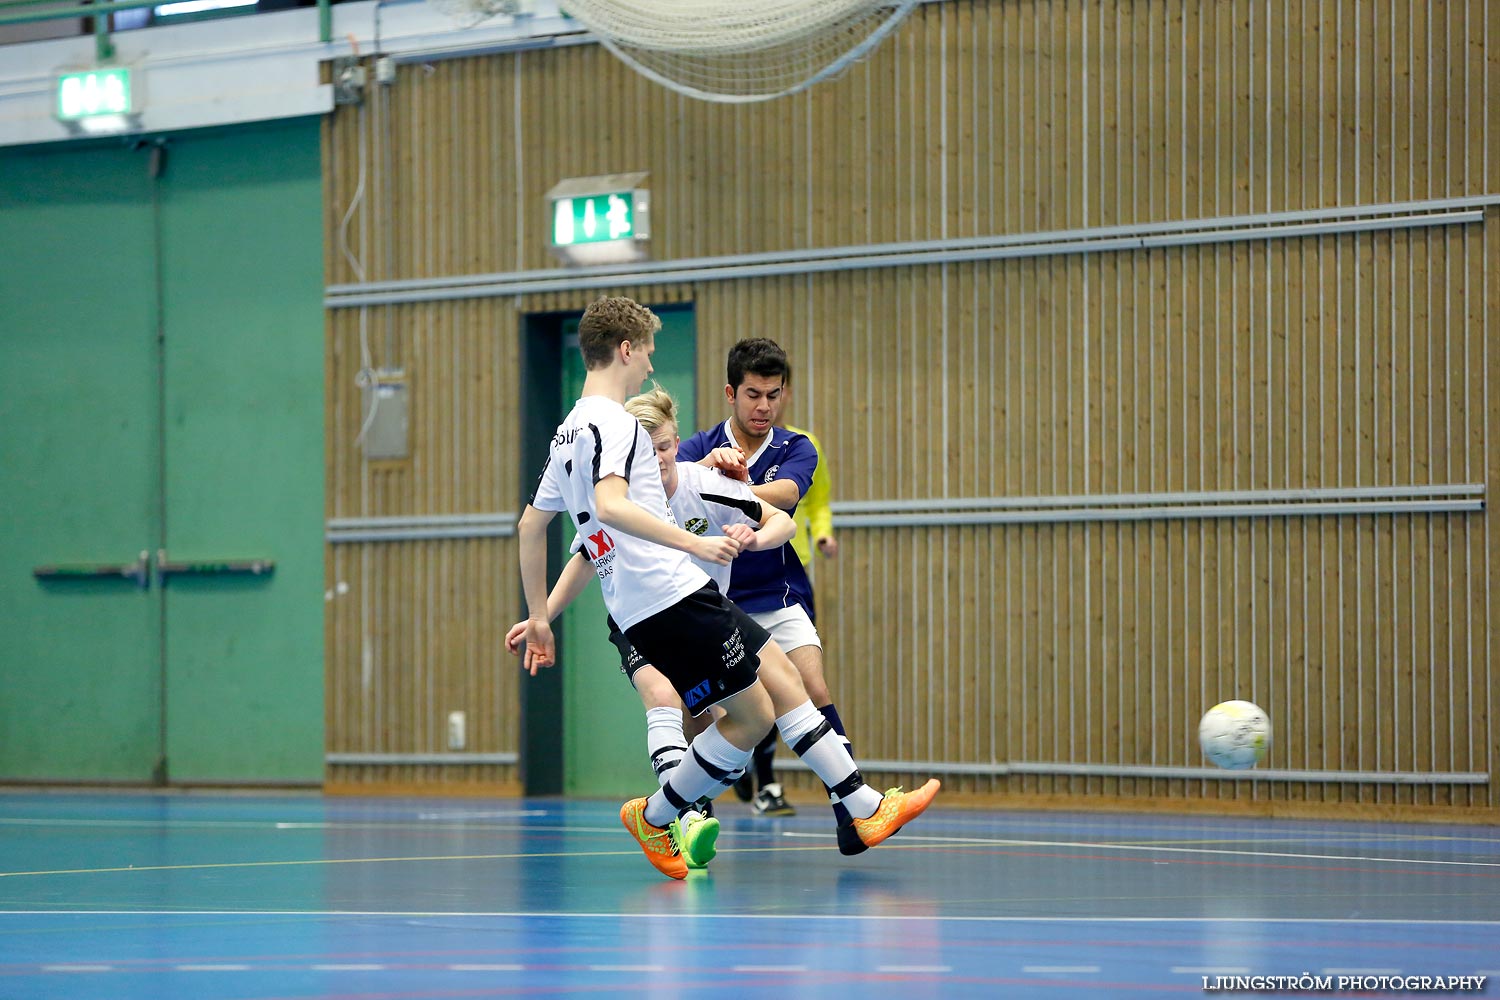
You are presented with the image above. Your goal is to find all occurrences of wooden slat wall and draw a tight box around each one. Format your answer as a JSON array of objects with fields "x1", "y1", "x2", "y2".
[
  {"x1": 323, "y1": 300, "x2": 523, "y2": 790},
  {"x1": 699, "y1": 227, "x2": 1491, "y2": 809},
  {"x1": 323, "y1": 1, "x2": 1499, "y2": 811}
]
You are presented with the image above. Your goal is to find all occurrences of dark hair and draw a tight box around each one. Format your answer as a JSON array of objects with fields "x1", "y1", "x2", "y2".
[
  {"x1": 578, "y1": 297, "x2": 661, "y2": 370},
  {"x1": 726, "y1": 338, "x2": 790, "y2": 389}
]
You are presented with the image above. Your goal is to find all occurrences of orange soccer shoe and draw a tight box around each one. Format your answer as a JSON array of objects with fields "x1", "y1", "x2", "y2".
[
  {"x1": 849, "y1": 779, "x2": 942, "y2": 850},
  {"x1": 620, "y1": 797, "x2": 687, "y2": 880}
]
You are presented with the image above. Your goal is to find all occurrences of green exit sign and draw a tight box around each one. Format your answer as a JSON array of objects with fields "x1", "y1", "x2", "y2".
[
  {"x1": 545, "y1": 173, "x2": 651, "y2": 266},
  {"x1": 57, "y1": 68, "x2": 134, "y2": 121},
  {"x1": 552, "y1": 192, "x2": 635, "y2": 246}
]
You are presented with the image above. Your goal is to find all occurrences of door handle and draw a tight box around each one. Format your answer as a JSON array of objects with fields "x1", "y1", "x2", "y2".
[
  {"x1": 156, "y1": 550, "x2": 274, "y2": 580},
  {"x1": 33, "y1": 550, "x2": 151, "y2": 589}
]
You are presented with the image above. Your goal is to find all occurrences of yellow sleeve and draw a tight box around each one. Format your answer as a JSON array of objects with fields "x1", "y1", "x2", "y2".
[{"x1": 786, "y1": 426, "x2": 832, "y2": 567}]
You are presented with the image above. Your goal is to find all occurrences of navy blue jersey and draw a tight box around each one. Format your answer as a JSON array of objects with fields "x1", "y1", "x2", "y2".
[{"x1": 678, "y1": 420, "x2": 818, "y2": 617}]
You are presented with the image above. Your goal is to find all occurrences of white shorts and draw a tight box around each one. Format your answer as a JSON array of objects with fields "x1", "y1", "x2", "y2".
[{"x1": 749, "y1": 604, "x2": 822, "y2": 654}]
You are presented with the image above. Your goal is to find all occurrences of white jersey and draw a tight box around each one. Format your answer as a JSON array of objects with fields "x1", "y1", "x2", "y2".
[
  {"x1": 668, "y1": 461, "x2": 764, "y2": 594},
  {"x1": 531, "y1": 396, "x2": 709, "y2": 631}
]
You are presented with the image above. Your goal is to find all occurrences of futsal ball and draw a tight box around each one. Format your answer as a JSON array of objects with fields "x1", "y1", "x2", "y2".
[{"x1": 1198, "y1": 700, "x2": 1271, "y2": 770}]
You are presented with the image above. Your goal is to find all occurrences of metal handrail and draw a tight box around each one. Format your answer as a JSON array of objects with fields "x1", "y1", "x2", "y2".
[
  {"x1": 833, "y1": 483, "x2": 1486, "y2": 515},
  {"x1": 325, "y1": 197, "x2": 1500, "y2": 307},
  {"x1": 774, "y1": 757, "x2": 1490, "y2": 784},
  {"x1": 0, "y1": 0, "x2": 331, "y2": 43}
]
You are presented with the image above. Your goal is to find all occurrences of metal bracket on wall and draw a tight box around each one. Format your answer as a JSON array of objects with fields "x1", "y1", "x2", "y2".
[
  {"x1": 333, "y1": 56, "x2": 366, "y2": 106},
  {"x1": 33, "y1": 550, "x2": 151, "y2": 588}
]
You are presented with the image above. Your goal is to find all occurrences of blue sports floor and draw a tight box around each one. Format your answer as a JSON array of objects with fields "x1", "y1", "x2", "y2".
[{"x1": 1, "y1": 793, "x2": 1497, "y2": 999}]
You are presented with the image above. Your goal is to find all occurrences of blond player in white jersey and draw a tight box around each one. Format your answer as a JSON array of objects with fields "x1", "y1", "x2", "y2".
[{"x1": 516, "y1": 296, "x2": 939, "y2": 881}]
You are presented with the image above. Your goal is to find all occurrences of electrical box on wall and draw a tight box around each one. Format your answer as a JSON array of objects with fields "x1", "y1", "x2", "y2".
[{"x1": 360, "y1": 368, "x2": 408, "y2": 460}]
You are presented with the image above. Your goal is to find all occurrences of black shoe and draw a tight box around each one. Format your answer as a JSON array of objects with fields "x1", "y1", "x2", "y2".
[
  {"x1": 752, "y1": 783, "x2": 796, "y2": 817},
  {"x1": 694, "y1": 796, "x2": 714, "y2": 819},
  {"x1": 836, "y1": 818, "x2": 870, "y2": 856},
  {"x1": 732, "y1": 772, "x2": 754, "y2": 802}
]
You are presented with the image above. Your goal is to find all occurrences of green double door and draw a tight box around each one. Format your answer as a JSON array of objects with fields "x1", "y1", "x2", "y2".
[
  {"x1": 0, "y1": 122, "x2": 325, "y2": 784},
  {"x1": 558, "y1": 306, "x2": 696, "y2": 797}
]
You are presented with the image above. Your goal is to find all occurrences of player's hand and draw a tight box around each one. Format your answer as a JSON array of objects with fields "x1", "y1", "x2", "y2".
[
  {"x1": 723, "y1": 523, "x2": 757, "y2": 551},
  {"x1": 692, "y1": 534, "x2": 741, "y2": 565},
  {"x1": 705, "y1": 446, "x2": 750, "y2": 482},
  {"x1": 522, "y1": 619, "x2": 556, "y2": 676},
  {"x1": 505, "y1": 619, "x2": 528, "y2": 654},
  {"x1": 816, "y1": 535, "x2": 839, "y2": 559}
]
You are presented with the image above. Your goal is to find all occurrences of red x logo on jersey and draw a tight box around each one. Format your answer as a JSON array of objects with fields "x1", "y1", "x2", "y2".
[{"x1": 586, "y1": 529, "x2": 614, "y2": 559}]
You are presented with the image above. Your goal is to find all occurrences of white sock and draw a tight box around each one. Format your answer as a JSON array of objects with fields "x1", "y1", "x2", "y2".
[
  {"x1": 775, "y1": 701, "x2": 882, "y2": 819},
  {"x1": 644, "y1": 706, "x2": 687, "y2": 788},
  {"x1": 643, "y1": 722, "x2": 754, "y2": 828}
]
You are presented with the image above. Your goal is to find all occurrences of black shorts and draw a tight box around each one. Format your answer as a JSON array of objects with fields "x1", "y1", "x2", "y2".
[
  {"x1": 605, "y1": 614, "x2": 648, "y2": 681},
  {"x1": 623, "y1": 584, "x2": 771, "y2": 716}
]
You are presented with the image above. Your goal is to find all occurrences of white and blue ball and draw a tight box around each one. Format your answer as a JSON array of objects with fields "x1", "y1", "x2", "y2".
[{"x1": 1198, "y1": 700, "x2": 1271, "y2": 770}]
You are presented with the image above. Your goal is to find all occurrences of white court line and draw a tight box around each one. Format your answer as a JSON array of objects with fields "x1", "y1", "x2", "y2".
[
  {"x1": 589, "y1": 965, "x2": 664, "y2": 972},
  {"x1": 41, "y1": 965, "x2": 111, "y2": 972},
  {"x1": 0, "y1": 815, "x2": 548, "y2": 832},
  {"x1": 277, "y1": 817, "x2": 554, "y2": 829},
  {"x1": 175, "y1": 964, "x2": 251, "y2": 971},
  {"x1": 312, "y1": 964, "x2": 385, "y2": 971},
  {"x1": 1171, "y1": 967, "x2": 1251, "y2": 975},
  {"x1": 877, "y1": 964, "x2": 952, "y2": 973},
  {"x1": 415, "y1": 810, "x2": 549, "y2": 820},
  {"x1": 779, "y1": 831, "x2": 1500, "y2": 869},
  {"x1": 1024, "y1": 965, "x2": 1100, "y2": 974},
  {"x1": 732, "y1": 965, "x2": 808, "y2": 973},
  {"x1": 875, "y1": 815, "x2": 1500, "y2": 843},
  {"x1": 3, "y1": 910, "x2": 1498, "y2": 926},
  {"x1": 0, "y1": 818, "x2": 303, "y2": 830},
  {"x1": 449, "y1": 964, "x2": 525, "y2": 972},
  {"x1": 11, "y1": 813, "x2": 1490, "y2": 845}
]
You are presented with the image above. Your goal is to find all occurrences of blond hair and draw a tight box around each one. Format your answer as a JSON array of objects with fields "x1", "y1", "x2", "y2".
[
  {"x1": 578, "y1": 296, "x2": 661, "y2": 370},
  {"x1": 624, "y1": 385, "x2": 679, "y2": 434}
]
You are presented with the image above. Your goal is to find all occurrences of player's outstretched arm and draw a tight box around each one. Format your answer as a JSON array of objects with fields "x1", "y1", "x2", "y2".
[
  {"x1": 517, "y1": 504, "x2": 559, "y2": 669},
  {"x1": 594, "y1": 474, "x2": 740, "y2": 565},
  {"x1": 802, "y1": 435, "x2": 836, "y2": 557},
  {"x1": 544, "y1": 552, "x2": 595, "y2": 619},
  {"x1": 699, "y1": 445, "x2": 749, "y2": 481},
  {"x1": 748, "y1": 506, "x2": 796, "y2": 552},
  {"x1": 721, "y1": 508, "x2": 793, "y2": 554},
  {"x1": 505, "y1": 552, "x2": 595, "y2": 662},
  {"x1": 750, "y1": 478, "x2": 802, "y2": 512}
]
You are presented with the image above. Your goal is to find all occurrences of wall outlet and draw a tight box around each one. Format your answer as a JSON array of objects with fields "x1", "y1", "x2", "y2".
[{"x1": 447, "y1": 710, "x2": 466, "y2": 751}]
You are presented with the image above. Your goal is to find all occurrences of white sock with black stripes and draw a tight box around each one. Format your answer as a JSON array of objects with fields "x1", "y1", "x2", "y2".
[
  {"x1": 642, "y1": 722, "x2": 754, "y2": 828},
  {"x1": 644, "y1": 706, "x2": 688, "y2": 788},
  {"x1": 776, "y1": 701, "x2": 882, "y2": 819}
]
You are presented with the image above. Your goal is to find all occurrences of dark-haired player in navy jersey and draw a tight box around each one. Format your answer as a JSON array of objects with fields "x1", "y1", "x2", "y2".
[{"x1": 676, "y1": 338, "x2": 861, "y2": 841}]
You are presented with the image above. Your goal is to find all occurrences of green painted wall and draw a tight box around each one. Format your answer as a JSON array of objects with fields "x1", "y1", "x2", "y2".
[
  {"x1": 0, "y1": 145, "x2": 164, "y2": 781},
  {"x1": 0, "y1": 121, "x2": 325, "y2": 783},
  {"x1": 157, "y1": 123, "x2": 326, "y2": 783},
  {"x1": 560, "y1": 306, "x2": 696, "y2": 798}
]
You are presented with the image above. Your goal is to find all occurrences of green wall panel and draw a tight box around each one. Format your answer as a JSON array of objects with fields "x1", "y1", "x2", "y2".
[
  {"x1": 159, "y1": 120, "x2": 325, "y2": 783},
  {"x1": 0, "y1": 144, "x2": 164, "y2": 781}
]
